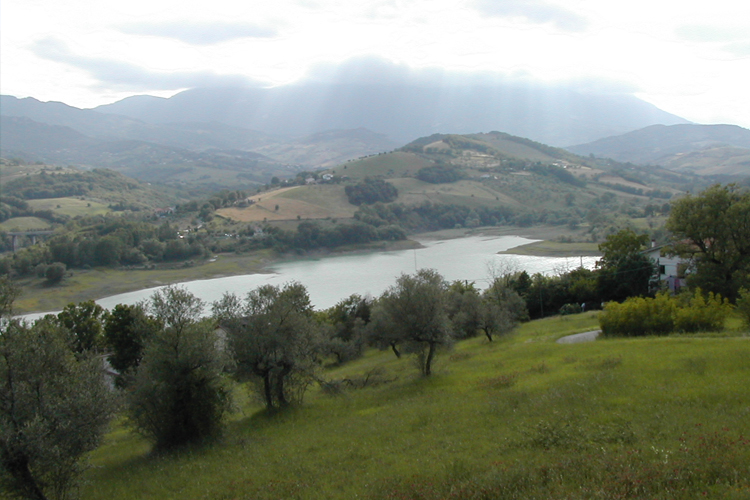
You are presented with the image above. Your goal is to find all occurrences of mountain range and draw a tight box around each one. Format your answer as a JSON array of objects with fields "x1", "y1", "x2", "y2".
[
  {"x1": 94, "y1": 84, "x2": 687, "y2": 147},
  {"x1": 2, "y1": 83, "x2": 747, "y2": 186},
  {"x1": 569, "y1": 124, "x2": 750, "y2": 176}
]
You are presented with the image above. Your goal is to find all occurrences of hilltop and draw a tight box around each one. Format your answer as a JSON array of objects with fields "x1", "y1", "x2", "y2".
[
  {"x1": 218, "y1": 130, "x2": 697, "y2": 230},
  {"x1": 568, "y1": 123, "x2": 750, "y2": 176}
]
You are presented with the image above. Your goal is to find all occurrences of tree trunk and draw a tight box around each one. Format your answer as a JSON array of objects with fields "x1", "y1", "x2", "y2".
[
  {"x1": 424, "y1": 341, "x2": 436, "y2": 376},
  {"x1": 275, "y1": 363, "x2": 292, "y2": 407},
  {"x1": 390, "y1": 341, "x2": 401, "y2": 358},
  {"x1": 262, "y1": 372, "x2": 274, "y2": 409},
  {"x1": 6, "y1": 455, "x2": 49, "y2": 500},
  {"x1": 483, "y1": 328, "x2": 493, "y2": 342}
]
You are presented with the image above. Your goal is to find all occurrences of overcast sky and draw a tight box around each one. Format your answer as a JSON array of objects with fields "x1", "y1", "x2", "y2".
[{"x1": 2, "y1": 0, "x2": 749, "y2": 128}]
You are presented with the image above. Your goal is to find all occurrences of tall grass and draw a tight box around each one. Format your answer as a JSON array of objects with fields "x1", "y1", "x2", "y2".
[{"x1": 80, "y1": 314, "x2": 750, "y2": 499}]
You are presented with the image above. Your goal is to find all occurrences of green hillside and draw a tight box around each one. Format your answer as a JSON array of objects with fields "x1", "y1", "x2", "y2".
[
  {"x1": 81, "y1": 313, "x2": 750, "y2": 499},
  {"x1": 216, "y1": 130, "x2": 703, "y2": 240}
]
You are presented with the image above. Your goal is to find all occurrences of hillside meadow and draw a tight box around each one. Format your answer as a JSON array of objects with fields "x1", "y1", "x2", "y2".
[{"x1": 79, "y1": 312, "x2": 750, "y2": 500}]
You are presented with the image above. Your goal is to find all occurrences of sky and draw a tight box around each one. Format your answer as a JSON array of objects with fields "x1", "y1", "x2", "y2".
[{"x1": 2, "y1": 0, "x2": 749, "y2": 128}]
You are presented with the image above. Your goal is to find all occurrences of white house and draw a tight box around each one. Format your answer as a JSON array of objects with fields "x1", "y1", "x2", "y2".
[{"x1": 642, "y1": 243, "x2": 689, "y2": 293}]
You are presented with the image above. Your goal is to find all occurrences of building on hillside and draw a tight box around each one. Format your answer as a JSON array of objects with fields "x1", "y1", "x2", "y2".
[{"x1": 642, "y1": 242, "x2": 689, "y2": 293}]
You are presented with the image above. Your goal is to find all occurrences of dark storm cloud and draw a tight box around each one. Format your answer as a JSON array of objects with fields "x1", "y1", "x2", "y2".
[
  {"x1": 117, "y1": 21, "x2": 279, "y2": 45},
  {"x1": 472, "y1": 0, "x2": 589, "y2": 32},
  {"x1": 30, "y1": 38, "x2": 257, "y2": 90}
]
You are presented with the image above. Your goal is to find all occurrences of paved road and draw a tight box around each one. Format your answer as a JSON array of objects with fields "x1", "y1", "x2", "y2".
[{"x1": 556, "y1": 330, "x2": 601, "y2": 344}]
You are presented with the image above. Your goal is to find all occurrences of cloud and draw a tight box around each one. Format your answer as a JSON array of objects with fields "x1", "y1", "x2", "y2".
[
  {"x1": 471, "y1": 0, "x2": 588, "y2": 32},
  {"x1": 675, "y1": 24, "x2": 750, "y2": 57},
  {"x1": 301, "y1": 56, "x2": 636, "y2": 94},
  {"x1": 675, "y1": 24, "x2": 749, "y2": 43},
  {"x1": 30, "y1": 38, "x2": 259, "y2": 90},
  {"x1": 117, "y1": 21, "x2": 279, "y2": 45}
]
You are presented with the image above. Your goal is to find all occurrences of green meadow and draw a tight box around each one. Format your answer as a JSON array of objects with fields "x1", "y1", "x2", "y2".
[
  {"x1": 25, "y1": 197, "x2": 111, "y2": 217},
  {"x1": 80, "y1": 312, "x2": 750, "y2": 500}
]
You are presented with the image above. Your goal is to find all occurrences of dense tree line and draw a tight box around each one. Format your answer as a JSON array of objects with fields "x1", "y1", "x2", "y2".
[
  {"x1": 416, "y1": 164, "x2": 465, "y2": 184},
  {"x1": 0, "y1": 218, "x2": 209, "y2": 278},
  {"x1": 345, "y1": 178, "x2": 398, "y2": 205},
  {"x1": 353, "y1": 201, "x2": 519, "y2": 232},
  {"x1": 4, "y1": 169, "x2": 144, "y2": 201},
  {"x1": 529, "y1": 164, "x2": 586, "y2": 188}
]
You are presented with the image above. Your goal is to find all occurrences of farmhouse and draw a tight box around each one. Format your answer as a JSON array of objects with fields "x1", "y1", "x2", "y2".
[{"x1": 642, "y1": 243, "x2": 688, "y2": 293}]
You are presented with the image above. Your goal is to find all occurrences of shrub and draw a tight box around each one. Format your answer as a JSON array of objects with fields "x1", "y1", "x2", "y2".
[
  {"x1": 600, "y1": 293, "x2": 675, "y2": 336},
  {"x1": 559, "y1": 303, "x2": 582, "y2": 315},
  {"x1": 600, "y1": 289, "x2": 731, "y2": 336},
  {"x1": 737, "y1": 288, "x2": 750, "y2": 328},
  {"x1": 673, "y1": 289, "x2": 731, "y2": 333},
  {"x1": 44, "y1": 262, "x2": 66, "y2": 284}
]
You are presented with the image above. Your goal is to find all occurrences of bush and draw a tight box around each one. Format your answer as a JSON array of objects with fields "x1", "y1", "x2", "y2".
[
  {"x1": 559, "y1": 303, "x2": 582, "y2": 315},
  {"x1": 673, "y1": 289, "x2": 731, "y2": 333},
  {"x1": 737, "y1": 288, "x2": 750, "y2": 328},
  {"x1": 600, "y1": 289, "x2": 730, "y2": 336},
  {"x1": 44, "y1": 262, "x2": 66, "y2": 284}
]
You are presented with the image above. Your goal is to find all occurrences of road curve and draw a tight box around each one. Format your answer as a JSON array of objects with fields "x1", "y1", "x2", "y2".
[{"x1": 556, "y1": 330, "x2": 601, "y2": 344}]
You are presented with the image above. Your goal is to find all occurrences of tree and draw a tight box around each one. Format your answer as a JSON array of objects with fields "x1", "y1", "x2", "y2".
[
  {"x1": 321, "y1": 294, "x2": 371, "y2": 364},
  {"x1": 57, "y1": 300, "x2": 106, "y2": 353},
  {"x1": 103, "y1": 303, "x2": 159, "y2": 387},
  {"x1": 667, "y1": 184, "x2": 750, "y2": 301},
  {"x1": 0, "y1": 310, "x2": 116, "y2": 499},
  {"x1": 370, "y1": 269, "x2": 453, "y2": 376},
  {"x1": 480, "y1": 278, "x2": 527, "y2": 341},
  {"x1": 597, "y1": 229, "x2": 654, "y2": 302},
  {"x1": 446, "y1": 281, "x2": 483, "y2": 339},
  {"x1": 128, "y1": 287, "x2": 230, "y2": 450},
  {"x1": 44, "y1": 262, "x2": 66, "y2": 284},
  {"x1": 214, "y1": 283, "x2": 322, "y2": 410}
]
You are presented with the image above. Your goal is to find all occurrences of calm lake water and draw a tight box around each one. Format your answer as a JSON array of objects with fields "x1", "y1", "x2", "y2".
[{"x1": 23, "y1": 235, "x2": 598, "y2": 321}]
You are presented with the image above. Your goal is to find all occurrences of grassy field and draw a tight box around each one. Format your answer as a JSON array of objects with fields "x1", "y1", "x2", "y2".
[
  {"x1": 79, "y1": 312, "x2": 750, "y2": 500},
  {"x1": 0, "y1": 216, "x2": 52, "y2": 231},
  {"x1": 502, "y1": 239, "x2": 601, "y2": 257},
  {"x1": 330, "y1": 152, "x2": 434, "y2": 180},
  {"x1": 25, "y1": 197, "x2": 111, "y2": 217},
  {"x1": 217, "y1": 185, "x2": 356, "y2": 223}
]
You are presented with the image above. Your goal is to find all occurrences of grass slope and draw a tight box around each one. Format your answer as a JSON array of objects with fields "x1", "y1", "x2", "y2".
[
  {"x1": 82, "y1": 313, "x2": 750, "y2": 500},
  {"x1": 0, "y1": 216, "x2": 52, "y2": 231},
  {"x1": 26, "y1": 197, "x2": 111, "y2": 217}
]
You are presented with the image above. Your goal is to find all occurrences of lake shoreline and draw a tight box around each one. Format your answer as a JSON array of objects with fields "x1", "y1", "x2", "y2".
[{"x1": 12, "y1": 225, "x2": 594, "y2": 315}]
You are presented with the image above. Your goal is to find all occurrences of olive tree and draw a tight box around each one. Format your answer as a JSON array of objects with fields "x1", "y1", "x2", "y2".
[
  {"x1": 480, "y1": 278, "x2": 527, "y2": 342},
  {"x1": 0, "y1": 285, "x2": 116, "y2": 499},
  {"x1": 128, "y1": 287, "x2": 231, "y2": 450},
  {"x1": 214, "y1": 282, "x2": 323, "y2": 410},
  {"x1": 370, "y1": 269, "x2": 453, "y2": 376}
]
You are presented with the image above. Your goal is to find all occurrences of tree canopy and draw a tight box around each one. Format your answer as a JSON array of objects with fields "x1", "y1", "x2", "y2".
[
  {"x1": 215, "y1": 283, "x2": 323, "y2": 409},
  {"x1": 370, "y1": 269, "x2": 453, "y2": 376},
  {"x1": 667, "y1": 184, "x2": 750, "y2": 301},
  {"x1": 1, "y1": 288, "x2": 116, "y2": 500}
]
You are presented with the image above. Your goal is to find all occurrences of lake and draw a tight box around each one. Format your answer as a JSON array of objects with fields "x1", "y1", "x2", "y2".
[{"x1": 22, "y1": 235, "x2": 599, "y2": 320}]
